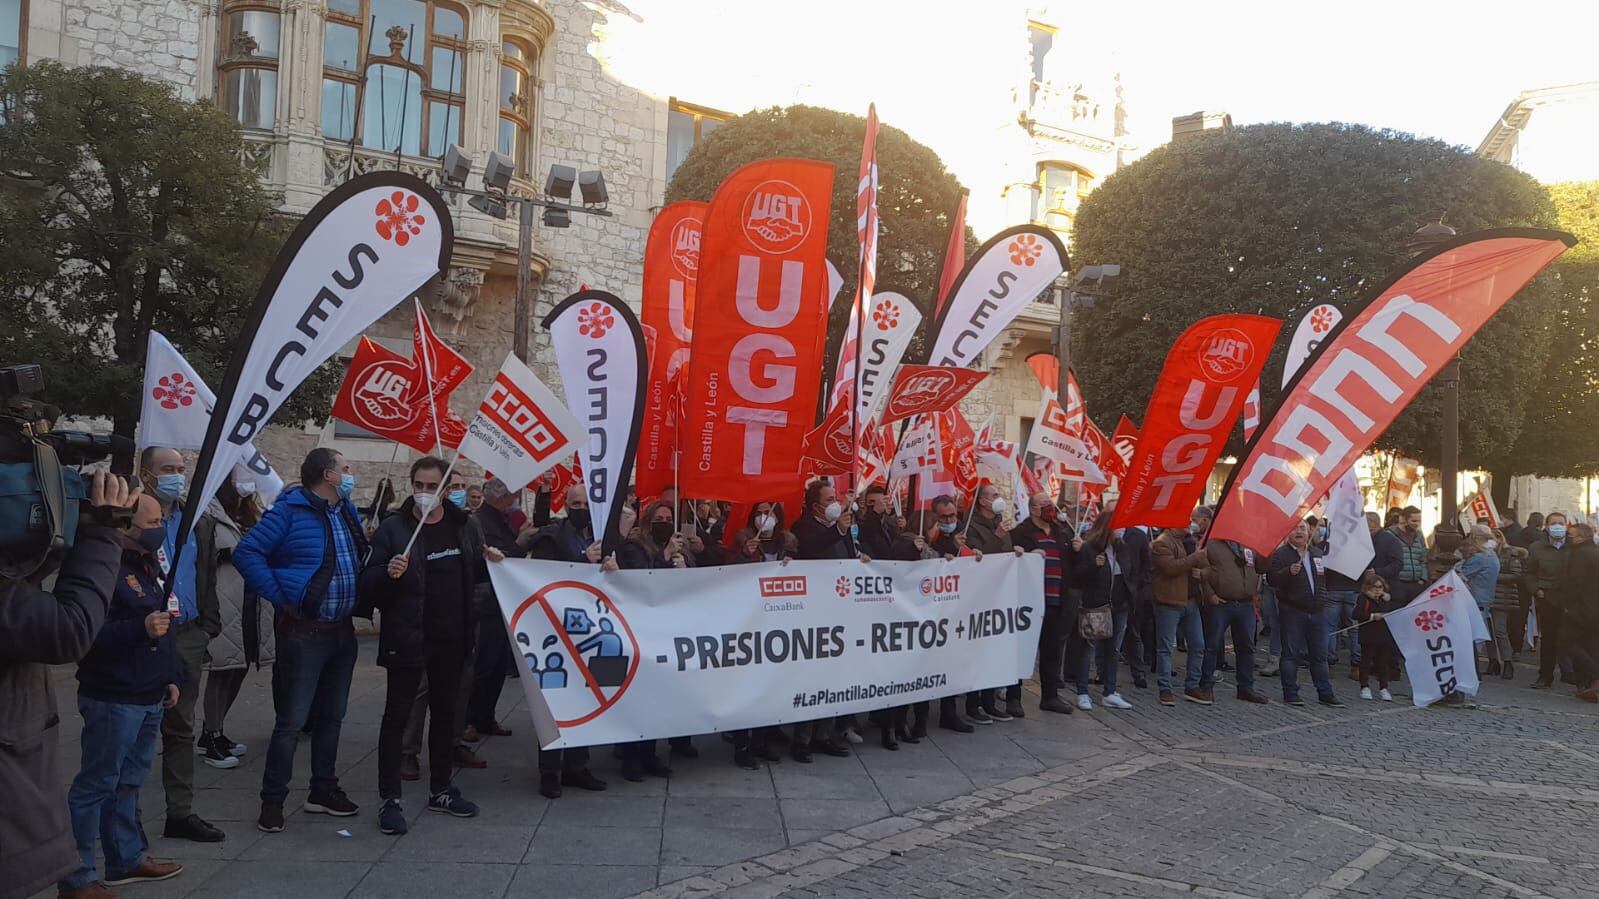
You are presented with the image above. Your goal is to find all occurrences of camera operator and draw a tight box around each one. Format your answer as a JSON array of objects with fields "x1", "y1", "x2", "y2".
[{"x1": 0, "y1": 470, "x2": 139, "y2": 899}]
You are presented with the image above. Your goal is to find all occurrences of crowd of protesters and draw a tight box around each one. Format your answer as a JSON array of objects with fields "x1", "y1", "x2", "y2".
[{"x1": 44, "y1": 445, "x2": 1599, "y2": 898}]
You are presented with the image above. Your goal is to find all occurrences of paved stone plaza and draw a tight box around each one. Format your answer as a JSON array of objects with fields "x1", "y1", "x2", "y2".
[{"x1": 48, "y1": 641, "x2": 1599, "y2": 899}]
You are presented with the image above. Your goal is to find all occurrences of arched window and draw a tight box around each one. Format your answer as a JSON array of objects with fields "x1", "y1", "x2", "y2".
[
  {"x1": 321, "y1": 0, "x2": 467, "y2": 157},
  {"x1": 218, "y1": 1, "x2": 280, "y2": 130},
  {"x1": 1035, "y1": 162, "x2": 1093, "y2": 234},
  {"x1": 498, "y1": 38, "x2": 535, "y2": 177}
]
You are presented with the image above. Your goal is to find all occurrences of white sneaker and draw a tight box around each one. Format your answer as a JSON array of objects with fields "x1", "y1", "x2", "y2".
[
  {"x1": 1076, "y1": 694, "x2": 1094, "y2": 711},
  {"x1": 1103, "y1": 692, "x2": 1133, "y2": 710},
  {"x1": 1379, "y1": 688, "x2": 1393, "y2": 702},
  {"x1": 1359, "y1": 687, "x2": 1373, "y2": 701},
  {"x1": 842, "y1": 726, "x2": 864, "y2": 745}
]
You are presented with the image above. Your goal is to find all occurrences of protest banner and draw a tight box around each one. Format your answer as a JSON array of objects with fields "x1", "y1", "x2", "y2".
[
  {"x1": 330, "y1": 315, "x2": 471, "y2": 454},
  {"x1": 637, "y1": 201, "x2": 706, "y2": 501},
  {"x1": 927, "y1": 225, "x2": 1067, "y2": 368},
  {"x1": 455, "y1": 352, "x2": 583, "y2": 495},
  {"x1": 175, "y1": 172, "x2": 452, "y2": 571},
  {"x1": 681, "y1": 159, "x2": 835, "y2": 505},
  {"x1": 488, "y1": 553, "x2": 1043, "y2": 748},
  {"x1": 140, "y1": 331, "x2": 284, "y2": 504},
  {"x1": 1385, "y1": 570, "x2": 1491, "y2": 707},
  {"x1": 879, "y1": 365, "x2": 987, "y2": 425},
  {"x1": 1211, "y1": 229, "x2": 1573, "y2": 555},
  {"x1": 545, "y1": 290, "x2": 648, "y2": 555},
  {"x1": 1112, "y1": 314, "x2": 1281, "y2": 529},
  {"x1": 1386, "y1": 457, "x2": 1421, "y2": 510},
  {"x1": 1024, "y1": 393, "x2": 1106, "y2": 484}
]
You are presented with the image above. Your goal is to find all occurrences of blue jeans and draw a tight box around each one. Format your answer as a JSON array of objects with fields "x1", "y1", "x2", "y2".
[
  {"x1": 1201, "y1": 600, "x2": 1256, "y2": 693},
  {"x1": 1155, "y1": 600, "x2": 1205, "y2": 692},
  {"x1": 1324, "y1": 588, "x2": 1359, "y2": 665},
  {"x1": 1260, "y1": 582, "x2": 1282, "y2": 657},
  {"x1": 61, "y1": 696, "x2": 163, "y2": 890},
  {"x1": 1280, "y1": 605, "x2": 1336, "y2": 701},
  {"x1": 262, "y1": 621, "x2": 358, "y2": 805},
  {"x1": 1070, "y1": 605, "x2": 1122, "y2": 697}
]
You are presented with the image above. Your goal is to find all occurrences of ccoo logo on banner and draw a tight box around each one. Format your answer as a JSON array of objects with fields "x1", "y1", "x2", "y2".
[{"x1": 488, "y1": 553, "x2": 1042, "y2": 749}]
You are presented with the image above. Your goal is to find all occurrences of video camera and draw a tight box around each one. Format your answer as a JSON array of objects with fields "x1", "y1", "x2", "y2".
[{"x1": 1, "y1": 364, "x2": 136, "y2": 576}]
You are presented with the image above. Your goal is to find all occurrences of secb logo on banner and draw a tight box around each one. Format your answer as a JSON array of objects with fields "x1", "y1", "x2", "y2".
[
  {"x1": 508, "y1": 580, "x2": 641, "y2": 727},
  {"x1": 742, "y1": 180, "x2": 812, "y2": 253}
]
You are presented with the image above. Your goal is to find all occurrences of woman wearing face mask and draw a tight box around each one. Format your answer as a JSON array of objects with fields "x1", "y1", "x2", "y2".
[
  {"x1": 196, "y1": 480, "x2": 275, "y2": 771},
  {"x1": 612, "y1": 502, "x2": 692, "y2": 781},
  {"x1": 1353, "y1": 572, "x2": 1401, "y2": 701},
  {"x1": 1492, "y1": 530, "x2": 1528, "y2": 679},
  {"x1": 1069, "y1": 510, "x2": 1135, "y2": 711},
  {"x1": 1455, "y1": 525, "x2": 1503, "y2": 678},
  {"x1": 734, "y1": 502, "x2": 796, "y2": 563}
]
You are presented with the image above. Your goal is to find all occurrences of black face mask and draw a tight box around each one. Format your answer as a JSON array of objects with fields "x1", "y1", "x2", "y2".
[
  {"x1": 567, "y1": 507, "x2": 592, "y2": 532},
  {"x1": 649, "y1": 522, "x2": 674, "y2": 545}
]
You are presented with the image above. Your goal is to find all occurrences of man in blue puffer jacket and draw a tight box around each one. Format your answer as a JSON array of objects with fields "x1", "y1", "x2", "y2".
[{"x1": 233, "y1": 448, "x2": 368, "y2": 835}]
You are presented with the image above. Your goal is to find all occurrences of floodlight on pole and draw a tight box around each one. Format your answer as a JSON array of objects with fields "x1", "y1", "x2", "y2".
[
  {"x1": 441, "y1": 145, "x2": 475, "y2": 187},
  {"x1": 481, "y1": 151, "x2": 515, "y2": 193},
  {"x1": 578, "y1": 170, "x2": 608, "y2": 207},
  {"x1": 545, "y1": 164, "x2": 576, "y2": 201}
]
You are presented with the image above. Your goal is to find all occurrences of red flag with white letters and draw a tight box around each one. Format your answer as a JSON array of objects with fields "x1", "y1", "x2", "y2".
[
  {"x1": 1112, "y1": 314, "x2": 1282, "y2": 529},
  {"x1": 680, "y1": 159, "x2": 835, "y2": 504},
  {"x1": 637, "y1": 201, "x2": 707, "y2": 501}
]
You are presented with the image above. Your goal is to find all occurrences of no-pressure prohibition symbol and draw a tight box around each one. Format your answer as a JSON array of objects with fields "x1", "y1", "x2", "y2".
[{"x1": 509, "y1": 580, "x2": 641, "y2": 727}]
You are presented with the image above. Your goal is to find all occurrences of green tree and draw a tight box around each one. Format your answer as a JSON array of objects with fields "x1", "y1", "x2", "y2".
[
  {"x1": 0, "y1": 62, "x2": 334, "y2": 437},
  {"x1": 665, "y1": 104, "x2": 973, "y2": 384},
  {"x1": 1070, "y1": 122, "x2": 1562, "y2": 468},
  {"x1": 1487, "y1": 180, "x2": 1599, "y2": 483}
]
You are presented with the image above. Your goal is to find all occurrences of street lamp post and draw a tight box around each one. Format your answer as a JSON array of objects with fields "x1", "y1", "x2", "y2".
[
  {"x1": 439, "y1": 149, "x2": 613, "y2": 362},
  {"x1": 1054, "y1": 264, "x2": 1120, "y2": 512}
]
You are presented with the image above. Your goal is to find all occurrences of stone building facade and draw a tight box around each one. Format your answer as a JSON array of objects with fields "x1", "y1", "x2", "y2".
[{"x1": 12, "y1": 0, "x2": 1138, "y2": 500}]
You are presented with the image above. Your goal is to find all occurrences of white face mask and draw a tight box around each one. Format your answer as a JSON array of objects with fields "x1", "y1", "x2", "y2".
[
  {"x1": 1056, "y1": 511, "x2": 1070, "y2": 524},
  {"x1": 1112, "y1": 528, "x2": 1126, "y2": 541},
  {"x1": 988, "y1": 497, "x2": 1008, "y2": 517},
  {"x1": 938, "y1": 521, "x2": 958, "y2": 535},
  {"x1": 235, "y1": 480, "x2": 258, "y2": 497},
  {"x1": 756, "y1": 513, "x2": 776, "y2": 536},
  {"x1": 823, "y1": 501, "x2": 843, "y2": 524},
  {"x1": 1483, "y1": 539, "x2": 1498, "y2": 552},
  {"x1": 413, "y1": 492, "x2": 440, "y2": 512}
]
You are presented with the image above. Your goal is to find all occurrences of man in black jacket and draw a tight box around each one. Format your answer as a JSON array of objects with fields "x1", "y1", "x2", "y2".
[
  {"x1": 463, "y1": 477, "x2": 525, "y2": 742},
  {"x1": 1266, "y1": 523, "x2": 1343, "y2": 708},
  {"x1": 1, "y1": 471, "x2": 137, "y2": 899},
  {"x1": 524, "y1": 485, "x2": 609, "y2": 798},
  {"x1": 359, "y1": 457, "x2": 501, "y2": 835},
  {"x1": 787, "y1": 480, "x2": 863, "y2": 761},
  {"x1": 1118, "y1": 524, "x2": 1154, "y2": 688}
]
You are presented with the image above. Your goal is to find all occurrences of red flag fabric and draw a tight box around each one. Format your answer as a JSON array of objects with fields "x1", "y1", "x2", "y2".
[
  {"x1": 934, "y1": 191, "x2": 968, "y2": 321},
  {"x1": 414, "y1": 303, "x2": 473, "y2": 401},
  {"x1": 548, "y1": 455, "x2": 581, "y2": 513},
  {"x1": 938, "y1": 410, "x2": 978, "y2": 499},
  {"x1": 1024, "y1": 352, "x2": 1083, "y2": 436},
  {"x1": 879, "y1": 365, "x2": 988, "y2": 425},
  {"x1": 680, "y1": 159, "x2": 835, "y2": 505},
  {"x1": 830, "y1": 104, "x2": 880, "y2": 415},
  {"x1": 1112, "y1": 313, "x2": 1282, "y2": 529},
  {"x1": 1242, "y1": 380, "x2": 1261, "y2": 441},
  {"x1": 799, "y1": 396, "x2": 853, "y2": 475},
  {"x1": 331, "y1": 336, "x2": 468, "y2": 453},
  {"x1": 637, "y1": 201, "x2": 707, "y2": 501},
  {"x1": 1111, "y1": 415, "x2": 1138, "y2": 472},
  {"x1": 1212, "y1": 229, "x2": 1572, "y2": 554}
]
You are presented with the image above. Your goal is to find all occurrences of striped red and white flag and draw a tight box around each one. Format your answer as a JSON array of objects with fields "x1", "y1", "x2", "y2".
[{"x1": 829, "y1": 105, "x2": 881, "y2": 445}]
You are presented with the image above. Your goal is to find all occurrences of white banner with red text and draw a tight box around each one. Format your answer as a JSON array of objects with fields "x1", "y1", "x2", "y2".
[{"x1": 488, "y1": 553, "x2": 1043, "y2": 749}]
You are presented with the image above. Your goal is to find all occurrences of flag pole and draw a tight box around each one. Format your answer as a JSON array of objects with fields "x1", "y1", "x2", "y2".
[{"x1": 416, "y1": 299, "x2": 447, "y2": 458}]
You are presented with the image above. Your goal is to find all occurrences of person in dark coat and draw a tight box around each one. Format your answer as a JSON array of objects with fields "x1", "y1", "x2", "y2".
[
  {"x1": 1525, "y1": 512, "x2": 1574, "y2": 689},
  {"x1": 1071, "y1": 509, "x2": 1134, "y2": 710},
  {"x1": 1564, "y1": 523, "x2": 1599, "y2": 702},
  {"x1": 732, "y1": 501, "x2": 798, "y2": 562},
  {"x1": 858, "y1": 485, "x2": 936, "y2": 746},
  {"x1": 1012, "y1": 492, "x2": 1079, "y2": 714},
  {"x1": 1118, "y1": 524, "x2": 1154, "y2": 688},
  {"x1": 58, "y1": 492, "x2": 187, "y2": 895},
  {"x1": 0, "y1": 470, "x2": 131, "y2": 899},
  {"x1": 1353, "y1": 572, "x2": 1403, "y2": 701},
  {"x1": 1266, "y1": 522, "x2": 1344, "y2": 707},
  {"x1": 462, "y1": 477, "x2": 527, "y2": 742},
  {"x1": 614, "y1": 500, "x2": 695, "y2": 780},
  {"x1": 359, "y1": 456, "x2": 499, "y2": 834},
  {"x1": 786, "y1": 481, "x2": 861, "y2": 761}
]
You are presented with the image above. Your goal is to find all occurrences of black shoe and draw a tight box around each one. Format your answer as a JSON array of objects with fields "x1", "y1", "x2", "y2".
[
  {"x1": 669, "y1": 739, "x2": 700, "y2": 759},
  {"x1": 983, "y1": 704, "x2": 1013, "y2": 722},
  {"x1": 909, "y1": 720, "x2": 929, "y2": 740},
  {"x1": 427, "y1": 786, "x2": 479, "y2": 818},
  {"x1": 896, "y1": 726, "x2": 921, "y2": 744},
  {"x1": 754, "y1": 742, "x2": 782, "y2": 762},
  {"x1": 790, "y1": 745, "x2": 814, "y2": 764},
  {"x1": 562, "y1": 769, "x2": 608, "y2": 791},
  {"x1": 1005, "y1": 699, "x2": 1025, "y2": 719},
  {"x1": 163, "y1": 814, "x2": 225, "y2": 843},
  {"x1": 540, "y1": 772, "x2": 563, "y2": 799},
  {"x1": 620, "y1": 762, "x2": 645, "y2": 782},
  {"x1": 939, "y1": 717, "x2": 975, "y2": 734},
  {"x1": 1318, "y1": 696, "x2": 1347, "y2": 709},
  {"x1": 1502, "y1": 662, "x2": 1515, "y2": 681},
  {"x1": 816, "y1": 739, "x2": 851, "y2": 758},
  {"x1": 968, "y1": 707, "x2": 994, "y2": 725},
  {"x1": 197, "y1": 734, "x2": 239, "y2": 770},
  {"x1": 1039, "y1": 695, "x2": 1074, "y2": 714},
  {"x1": 304, "y1": 790, "x2": 358, "y2": 817},
  {"x1": 1132, "y1": 676, "x2": 1149, "y2": 690},
  {"x1": 642, "y1": 756, "x2": 673, "y2": 778},
  {"x1": 880, "y1": 729, "x2": 899, "y2": 751},
  {"x1": 257, "y1": 802, "x2": 284, "y2": 833},
  {"x1": 734, "y1": 748, "x2": 761, "y2": 769},
  {"x1": 1486, "y1": 659, "x2": 1502, "y2": 676},
  {"x1": 1285, "y1": 697, "x2": 1306, "y2": 707},
  {"x1": 379, "y1": 799, "x2": 407, "y2": 835}
]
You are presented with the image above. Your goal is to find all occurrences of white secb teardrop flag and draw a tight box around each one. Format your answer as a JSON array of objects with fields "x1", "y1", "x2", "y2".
[{"x1": 1385, "y1": 570, "x2": 1491, "y2": 706}]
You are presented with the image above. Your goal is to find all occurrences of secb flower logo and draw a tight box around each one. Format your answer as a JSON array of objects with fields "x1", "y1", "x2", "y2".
[
  {"x1": 872, "y1": 299, "x2": 900, "y2": 331},
  {"x1": 1008, "y1": 234, "x2": 1043, "y2": 266},
  {"x1": 1310, "y1": 305, "x2": 1336, "y2": 333},
  {"x1": 834, "y1": 576, "x2": 851, "y2": 598},
  {"x1": 1197, "y1": 328, "x2": 1255, "y2": 382},
  {"x1": 577, "y1": 303, "x2": 615, "y2": 339},
  {"x1": 151, "y1": 373, "x2": 198, "y2": 410},
  {"x1": 375, "y1": 191, "x2": 427, "y2": 247},
  {"x1": 1415, "y1": 610, "x2": 1446, "y2": 632}
]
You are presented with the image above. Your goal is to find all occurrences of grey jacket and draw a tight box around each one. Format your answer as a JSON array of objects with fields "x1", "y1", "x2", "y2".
[
  {"x1": 200, "y1": 504, "x2": 274, "y2": 671},
  {"x1": 0, "y1": 528, "x2": 122, "y2": 899}
]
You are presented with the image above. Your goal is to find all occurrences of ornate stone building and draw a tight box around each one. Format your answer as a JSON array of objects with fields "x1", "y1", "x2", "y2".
[{"x1": 9, "y1": 0, "x2": 1139, "y2": 491}]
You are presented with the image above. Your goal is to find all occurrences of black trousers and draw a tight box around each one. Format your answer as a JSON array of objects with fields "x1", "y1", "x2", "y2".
[
  {"x1": 1359, "y1": 631, "x2": 1395, "y2": 690},
  {"x1": 466, "y1": 605, "x2": 513, "y2": 730},
  {"x1": 1537, "y1": 597, "x2": 1566, "y2": 681},
  {"x1": 1038, "y1": 602, "x2": 1070, "y2": 697},
  {"x1": 378, "y1": 642, "x2": 465, "y2": 799},
  {"x1": 539, "y1": 747, "x2": 589, "y2": 774}
]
